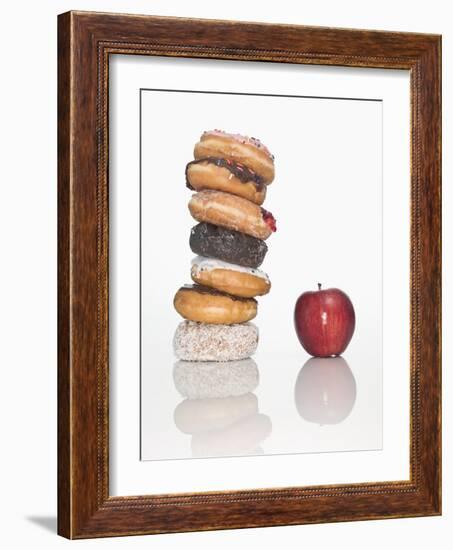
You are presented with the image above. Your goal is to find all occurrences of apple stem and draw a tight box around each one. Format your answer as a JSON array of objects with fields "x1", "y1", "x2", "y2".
[{"x1": 318, "y1": 283, "x2": 322, "y2": 291}]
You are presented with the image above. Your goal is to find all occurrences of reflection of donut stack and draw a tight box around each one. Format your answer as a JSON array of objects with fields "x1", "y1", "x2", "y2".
[
  {"x1": 173, "y1": 359, "x2": 272, "y2": 457},
  {"x1": 173, "y1": 130, "x2": 276, "y2": 361}
]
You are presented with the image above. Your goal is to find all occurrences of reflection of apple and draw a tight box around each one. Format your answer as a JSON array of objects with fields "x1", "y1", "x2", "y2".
[
  {"x1": 295, "y1": 357, "x2": 356, "y2": 424},
  {"x1": 294, "y1": 284, "x2": 355, "y2": 357}
]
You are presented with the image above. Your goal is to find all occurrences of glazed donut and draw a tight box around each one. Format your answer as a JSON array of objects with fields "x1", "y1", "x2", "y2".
[
  {"x1": 191, "y1": 256, "x2": 271, "y2": 298},
  {"x1": 188, "y1": 190, "x2": 276, "y2": 240},
  {"x1": 186, "y1": 158, "x2": 267, "y2": 205},
  {"x1": 173, "y1": 321, "x2": 259, "y2": 361},
  {"x1": 194, "y1": 130, "x2": 275, "y2": 184},
  {"x1": 190, "y1": 223, "x2": 268, "y2": 268},
  {"x1": 173, "y1": 284, "x2": 257, "y2": 324},
  {"x1": 173, "y1": 358, "x2": 259, "y2": 399}
]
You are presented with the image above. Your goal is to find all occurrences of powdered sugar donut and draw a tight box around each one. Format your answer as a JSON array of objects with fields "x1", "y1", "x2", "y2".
[
  {"x1": 191, "y1": 256, "x2": 271, "y2": 298},
  {"x1": 194, "y1": 130, "x2": 275, "y2": 184},
  {"x1": 188, "y1": 190, "x2": 277, "y2": 240},
  {"x1": 173, "y1": 320, "x2": 259, "y2": 361}
]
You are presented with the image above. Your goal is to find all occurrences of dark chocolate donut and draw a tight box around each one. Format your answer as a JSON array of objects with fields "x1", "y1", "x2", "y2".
[{"x1": 189, "y1": 223, "x2": 268, "y2": 268}]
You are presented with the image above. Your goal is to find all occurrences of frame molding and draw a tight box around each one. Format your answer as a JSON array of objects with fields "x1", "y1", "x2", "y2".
[{"x1": 58, "y1": 11, "x2": 441, "y2": 539}]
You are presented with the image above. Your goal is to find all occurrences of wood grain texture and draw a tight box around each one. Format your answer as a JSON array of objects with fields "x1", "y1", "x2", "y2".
[
  {"x1": 57, "y1": 11, "x2": 71, "y2": 538},
  {"x1": 57, "y1": 10, "x2": 441, "y2": 539}
]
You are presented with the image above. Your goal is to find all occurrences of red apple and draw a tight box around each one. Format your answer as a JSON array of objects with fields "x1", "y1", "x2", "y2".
[
  {"x1": 295, "y1": 356, "x2": 356, "y2": 424},
  {"x1": 294, "y1": 284, "x2": 355, "y2": 357}
]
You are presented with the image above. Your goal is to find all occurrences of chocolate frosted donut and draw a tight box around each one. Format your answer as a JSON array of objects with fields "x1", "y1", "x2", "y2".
[{"x1": 189, "y1": 222, "x2": 268, "y2": 268}]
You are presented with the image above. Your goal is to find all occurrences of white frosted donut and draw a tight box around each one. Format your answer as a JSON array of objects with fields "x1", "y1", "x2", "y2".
[
  {"x1": 173, "y1": 358, "x2": 259, "y2": 399},
  {"x1": 173, "y1": 320, "x2": 259, "y2": 361},
  {"x1": 191, "y1": 255, "x2": 271, "y2": 298},
  {"x1": 194, "y1": 130, "x2": 275, "y2": 184},
  {"x1": 188, "y1": 190, "x2": 276, "y2": 240}
]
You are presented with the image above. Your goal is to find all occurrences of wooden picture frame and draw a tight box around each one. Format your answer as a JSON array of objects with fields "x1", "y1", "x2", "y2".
[{"x1": 58, "y1": 10, "x2": 441, "y2": 539}]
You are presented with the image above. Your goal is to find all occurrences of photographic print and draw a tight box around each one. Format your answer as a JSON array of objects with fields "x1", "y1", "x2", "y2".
[
  {"x1": 140, "y1": 88, "x2": 382, "y2": 461},
  {"x1": 58, "y1": 12, "x2": 441, "y2": 538}
]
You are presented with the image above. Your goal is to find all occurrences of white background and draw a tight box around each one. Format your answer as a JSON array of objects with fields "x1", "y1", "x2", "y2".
[{"x1": 0, "y1": 0, "x2": 450, "y2": 548}]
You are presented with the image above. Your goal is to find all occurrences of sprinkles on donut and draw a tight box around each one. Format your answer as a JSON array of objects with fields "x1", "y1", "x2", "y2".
[{"x1": 194, "y1": 129, "x2": 275, "y2": 184}]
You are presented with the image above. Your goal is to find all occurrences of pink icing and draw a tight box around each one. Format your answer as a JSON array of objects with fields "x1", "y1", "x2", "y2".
[{"x1": 203, "y1": 129, "x2": 274, "y2": 161}]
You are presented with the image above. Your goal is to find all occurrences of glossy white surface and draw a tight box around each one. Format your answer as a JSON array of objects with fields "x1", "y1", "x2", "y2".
[{"x1": 142, "y1": 354, "x2": 377, "y2": 461}]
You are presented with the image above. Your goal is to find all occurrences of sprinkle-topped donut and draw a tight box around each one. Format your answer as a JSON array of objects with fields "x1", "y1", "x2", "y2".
[
  {"x1": 194, "y1": 130, "x2": 275, "y2": 184},
  {"x1": 203, "y1": 130, "x2": 275, "y2": 161}
]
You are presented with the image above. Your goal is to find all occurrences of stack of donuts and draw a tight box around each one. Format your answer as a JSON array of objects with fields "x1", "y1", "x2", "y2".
[{"x1": 173, "y1": 129, "x2": 276, "y2": 362}]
